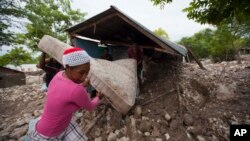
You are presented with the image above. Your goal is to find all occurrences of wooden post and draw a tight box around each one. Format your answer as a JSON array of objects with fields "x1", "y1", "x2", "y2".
[{"x1": 186, "y1": 46, "x2": 206, "y2": 70}]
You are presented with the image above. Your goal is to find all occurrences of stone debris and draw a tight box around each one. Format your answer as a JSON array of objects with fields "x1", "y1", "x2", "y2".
[{"x1": 0, "y1": 55, "x2": 250, "y2": 141}]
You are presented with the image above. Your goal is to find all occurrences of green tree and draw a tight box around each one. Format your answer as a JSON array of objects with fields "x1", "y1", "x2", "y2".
[
  {"x1": 0, "y1": 47, "x2": 34, "y2": 66},
  {"x1": 153, "y1": 27, "x2": 169, "y2": 39},
  {"x1": 150, "y1": 0, "x2": 250, "y2": 25},
  {"x1": 183, "y1": 0, "x2": 250, "y2": 25},
  {"x1": 15, "y1": 0, "x2": 85, "y2": 52},
  {"x1": 151, "y1": 0, "x2": 250, "y2": 61},
  {"x1": 179, "y1": 28, "x2": 213, "y2": 58},
  {"x1": 0, "y1": 0, "x2": 24, "y2": 46},
  {"x1": 209, "y1": 23, "x2": 246, "y2": 62},
  {"x1": 150, "y1": 0, "x2": 172, "y2": 8}
]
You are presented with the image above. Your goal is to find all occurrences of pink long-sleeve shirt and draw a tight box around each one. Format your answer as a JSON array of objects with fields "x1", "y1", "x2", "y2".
[{"x1": 36, "y1": 71, "x2": 99, "y2": 137}]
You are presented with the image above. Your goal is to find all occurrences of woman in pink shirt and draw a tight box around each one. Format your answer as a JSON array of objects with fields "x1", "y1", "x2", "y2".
[{"x1": 27, "y1": 47, "x2": 101, "y2": 141}]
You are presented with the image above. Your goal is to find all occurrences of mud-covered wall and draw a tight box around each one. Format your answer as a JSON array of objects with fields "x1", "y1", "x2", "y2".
[{"x1": 0, "y1": 67, "x2": 26, "y2": 88}]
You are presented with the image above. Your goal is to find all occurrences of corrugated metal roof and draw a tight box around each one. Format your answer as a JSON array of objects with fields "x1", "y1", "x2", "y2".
[{"x1": 66, "y1": 6, "x2": 187, "y2": 56}]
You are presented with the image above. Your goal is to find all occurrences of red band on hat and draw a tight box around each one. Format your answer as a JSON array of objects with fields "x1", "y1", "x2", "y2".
[{"x1": 64, "y1": 47, "x2": 84, "y2": 55}]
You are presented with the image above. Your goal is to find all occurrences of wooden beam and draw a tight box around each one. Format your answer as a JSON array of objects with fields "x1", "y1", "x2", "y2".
[
  {"x1": 154, "y1": 48, "x2": 180, "y2": 56},
  {"x1": 186, "y1": 46, "x2": 206, "y2": 70},
  {"x1": 102, "y1": 40, "x2": 180, "y2": 56},
  {"x1": 101, "y1": 40, "x2": 157, "y2": 48},
  {"x1": 70, "y1": 13, "x2": 118, "y2": 34},
  {"x1": 116, "y1": 13, "x2": 177, "y2": 55}
]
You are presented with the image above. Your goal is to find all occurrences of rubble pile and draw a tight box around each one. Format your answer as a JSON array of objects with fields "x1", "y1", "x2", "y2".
[{"x1": 0, "y1": 55, "x2": 249, "y2": 141}]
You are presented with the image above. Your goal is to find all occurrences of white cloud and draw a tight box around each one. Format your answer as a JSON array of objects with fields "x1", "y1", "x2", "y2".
[{"x1": 71, "y1": 0, "x2": 213, "y2": 41}]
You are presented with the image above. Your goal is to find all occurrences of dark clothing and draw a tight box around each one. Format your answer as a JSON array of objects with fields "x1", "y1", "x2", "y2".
[
  {"x1": 45, "y1": 59, "x2": 62, "y2": 87},
  {"x1": 137, "y1": 62, "x2": 143, "y2": 77},
  {"x1": 127, "y1": 47, "x2": 143, "y2": 64},
  {"x1": 102, "y1": 53, "x2": 113, "y2": 61},
  {"x1": 128, "y1": 47, "x2": 144, "y2": 88}
]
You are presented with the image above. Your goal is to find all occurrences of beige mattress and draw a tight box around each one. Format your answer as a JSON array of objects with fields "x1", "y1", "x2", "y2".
[
  {"x1": 38, "y1": 35, "x2": 137, "y2": 114},
  {"x1": 88, "y1": 58, "x2": 137, "y2": 114},
  {"x1": 38, "y1": 35, "x2": 71, "y2": 64}
]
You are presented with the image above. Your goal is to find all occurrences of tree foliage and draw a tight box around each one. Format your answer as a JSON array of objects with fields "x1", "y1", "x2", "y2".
[
  {"x1": 15, "y1": 0, "x2": 85, "y2": 51},
  {"x1": 179, "y1": 28, "x2": 213, "y2": 58},
  {"x1": 179, "y1": 26, "x2": 247, "y2": 62},
  {"x1": 1, "y1": 0, "x2": 85, "y2": 67},
  {"x1": 0, "y1": 47, "x2": 34, "y2": 66},
  {"x1": 150, "y1": 0, "x2": 250, "y2": 61},
  {"x1": 183, "y1": 0, "x2": 250, "y2": 25},
  {"x1": 150, "y1": 0, "x2": 172, "y2": 8},
  {"x1": 0, "y1": 0, "x2": 24, "y2": 46},
  {"x1": 153, "y1": 27, "x2": 169, "y2": 39},
  {"x1": 150, "y1": 0, "x2": 250, "y2": 25}
]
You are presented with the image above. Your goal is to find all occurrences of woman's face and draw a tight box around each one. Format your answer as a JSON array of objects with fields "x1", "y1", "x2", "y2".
[{"x1": 67, "y1": 63, "x2": 90, "y2": 84}]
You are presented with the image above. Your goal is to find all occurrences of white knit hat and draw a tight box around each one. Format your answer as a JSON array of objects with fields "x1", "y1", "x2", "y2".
[{"x1": 62, "y1": 47, "x2": 90, "y2": 67}]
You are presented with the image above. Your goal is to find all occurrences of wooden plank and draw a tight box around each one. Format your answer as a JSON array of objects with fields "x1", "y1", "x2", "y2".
[
  {"x1": 103, "y1": 40, "x2": 179, "y2": 56},
  {"x1": 116, "y1": 13, "x2": 177, "y2": 55},
  {"x1": 70, "y1": 13, "x2": 118, "y2": 34},
  {"x1": 101, "y1": 40, "x2": 157, "y2": 48},
  {"x1": 154, "y1": 48, "x2": 180, "y2": 56},
  {"x1": 186, "y1": 46, "x2": 206, "y2": 70}
]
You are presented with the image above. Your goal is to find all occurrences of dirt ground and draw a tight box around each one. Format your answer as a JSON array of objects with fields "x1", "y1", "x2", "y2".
[{"x1": 0, "y1": 55, "x2": 249, "y2": 141}]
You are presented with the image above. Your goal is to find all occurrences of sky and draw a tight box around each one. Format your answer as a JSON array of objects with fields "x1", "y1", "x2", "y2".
[
  {"x1": 1, "y1": 0, "x2": 213, "y2": 56},
  {"x1": 71, "y1": 0, "x2": 214, "y2": 42}
]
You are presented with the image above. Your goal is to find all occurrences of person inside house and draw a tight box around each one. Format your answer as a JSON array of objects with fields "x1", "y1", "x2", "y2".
[
  {"x1": 127, "y1": 43, "x2": 144, "y2": 86},
  {"x1": 101, "y1": 47, "x2": 112, "y2": 61},
  {"x1": 27, "y1": 47, "x2": 103, "y2": 140},
  {"x1": 37, "y1": 52, "x2": 63, "y2": 91}
]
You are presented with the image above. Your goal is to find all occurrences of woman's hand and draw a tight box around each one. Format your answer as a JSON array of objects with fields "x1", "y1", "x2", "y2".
[
  {"x1": 96, "y1": 91, "x2": 103, "y2": 99},
  {"x1": 82, "y1": 79, "x2": 90, "y2": 87}
]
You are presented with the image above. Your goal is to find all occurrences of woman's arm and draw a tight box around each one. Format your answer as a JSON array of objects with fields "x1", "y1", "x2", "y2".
[
  {"x1": 72, "y1": 86, "x2": 102, "y2": 111},
  {"x1": 37, "y1": 52, "x2": 61, "y2": 74}
]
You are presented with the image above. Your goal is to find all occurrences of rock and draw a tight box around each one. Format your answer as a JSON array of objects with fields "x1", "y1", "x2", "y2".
[
  {"x1": 216, "y1": 84, "x2": 236, "y2": 100},
  {"x1": 94, "y1": 128, "x2": 101, "y2": 136},
  {"x1": 10, "y1": 125, "x2": 28, "y2": 139},
  {"x1": 107, "y1": 132, "x2": 117, "y2": 141},
  {"x1": 164, "y1": 112, "x2": 171, "y2": 121},
  {"x1": 0, "y1": 131, "x2": 9, "y2": 140},
  {"x1": 94, "y1": 137, "x2": 103, "y2": 141},
  {"x1": 186, "y1": 132, "x2": 192, "y2": 139},
  {"x1": 144, "y1": 132, "x2": 150, "y2": 136},
  {"x1": 155, "y1": 138, "x2": 163, "y2": 141},
  {"x1": 152, "y1": 125, "x2": 161, "y2": 137},
  {"x1": 115, "y1": 129, "x2": 123, "y2": 138},
  {"x1": 183, "y1": 113, "x2": 194, "y2": 126},
  {"x1": 106, "y1": 108, "x2": 112, "y2": 121},
  {"x1": 211, "y1": 135, "x2": 219, "y2": 141},
  {"x1": 139, "y1": 120, "x2": 152, "y2": 132},
  {"x1": 170, "y1": 120, "x2": 178, "y2": 130},
  {"x1": 117, "y1": 136, "x2": 130, "y2": 141},
  {"x1": 16, "y1": 118, "x2": 27, "y2": 127},
  {"x1": 134, "y1": 106, "x2": 142, "y2": 118},
  {"x1": 33, "y1": 110, "x2": 40, "y2": 117},
  {"x1": 23, "y1": 113, "x2": 33, "y2": 118},
  {"x1": 141, "y1": 116, "x2": 149, "y2": 120},
  {"x1": 197, "y1": 135, "x2": 206, "y2": 141},
  {"x1": 76, "y1": 112, "x2": 83, "y2": 119},
  {"x1": 164, "y1": 133, "x2": 170, "y2": 140},
  {"x1": 187, "y1": 126, "x2": 203, "y2": 135},
  {"x1": 159, "y1": 120, "x2": 169, "y2": 127}
]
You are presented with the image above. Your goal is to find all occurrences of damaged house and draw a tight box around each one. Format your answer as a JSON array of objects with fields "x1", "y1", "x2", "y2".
[
  {"x1": 0, "y1": 66, "x2": 26, "y2": 88},
  {"x1": 65, "y1": 6, "x2": 187, "y2": 63}
]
